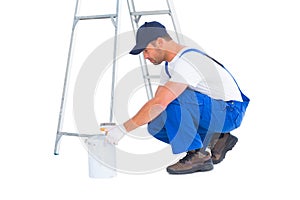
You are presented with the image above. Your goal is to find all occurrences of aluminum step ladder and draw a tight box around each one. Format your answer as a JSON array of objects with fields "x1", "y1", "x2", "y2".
[
  {"x1": 54, "y1": 0, "x2": 182, "y2": 155},
  {"x1": 54, "y1": 0, "x2": 120, "y2": 155}
]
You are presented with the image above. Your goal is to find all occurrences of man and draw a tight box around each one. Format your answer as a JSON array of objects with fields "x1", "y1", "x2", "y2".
[{"x1": 105, "y1": 21, "x2": 249, "y2": 174}]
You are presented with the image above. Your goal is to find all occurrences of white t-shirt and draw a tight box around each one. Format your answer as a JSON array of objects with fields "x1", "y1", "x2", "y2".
[{"x1": 159, "y1": 47, "x2": 243, "y2": 102}]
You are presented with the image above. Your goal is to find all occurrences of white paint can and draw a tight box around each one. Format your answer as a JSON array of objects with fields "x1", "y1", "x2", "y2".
[{"x1": 86, "y1": 123, "x2": 116, "y2": 178}]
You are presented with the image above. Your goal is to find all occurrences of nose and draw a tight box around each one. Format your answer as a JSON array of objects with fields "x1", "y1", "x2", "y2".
[{"x1": 143, "y1": 51, "x2": 149, "y2": 60}]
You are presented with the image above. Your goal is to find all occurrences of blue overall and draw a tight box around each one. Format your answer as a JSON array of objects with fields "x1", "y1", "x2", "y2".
[{"x1": 147, "y1": 49, "x2": 250, "y2": 154}]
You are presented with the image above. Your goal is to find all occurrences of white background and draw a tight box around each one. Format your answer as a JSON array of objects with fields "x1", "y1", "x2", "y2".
[{"x1": 0, "y1": 0, "x2": 299, "y2": 199}]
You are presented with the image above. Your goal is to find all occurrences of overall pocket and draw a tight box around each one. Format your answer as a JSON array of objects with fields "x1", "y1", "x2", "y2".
[{"x1": 222, "y1": 101, "x2": 245, "y2": 132}]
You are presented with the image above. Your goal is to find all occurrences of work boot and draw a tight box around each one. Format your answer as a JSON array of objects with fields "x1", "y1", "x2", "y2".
[
  {"x1": 166, "y1": 149, "x2": 213, "y2": 174},
  {"x1": 210, "y1": 133, "x2": 238, "y2": 164}
]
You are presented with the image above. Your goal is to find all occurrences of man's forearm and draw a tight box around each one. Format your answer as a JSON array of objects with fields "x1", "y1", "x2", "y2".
[
  {"x1": 123, "y1": 83, "x2": 187, "y2": 132},
  {"x1": 123, "y1": 98, "x2": 165, "y2": 132}
]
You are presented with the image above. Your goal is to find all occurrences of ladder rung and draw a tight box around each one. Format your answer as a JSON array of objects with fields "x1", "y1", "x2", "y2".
[
  {"x1": 76, "y1": 14, "x2": 117, "y2": 21},
  {"x1": 130, "y1": 10, "x2": 170, "y2": 17},
  {"x1": 144, "y1": 75, "x2": 160, "y2": 79},
  {"x1": 58, "y1": 131, "x2": 99, "y2": 137}
]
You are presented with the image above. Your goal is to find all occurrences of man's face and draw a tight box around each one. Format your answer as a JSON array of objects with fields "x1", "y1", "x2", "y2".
[{"x1": 142, "y1": 41, "x2": 164, "y2": 65}]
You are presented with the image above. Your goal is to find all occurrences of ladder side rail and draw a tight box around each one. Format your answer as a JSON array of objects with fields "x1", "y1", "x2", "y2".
[
  {"x1": 166, "y1": 0, "x2": 183, "y2": 44},
  {"x1": 109, "y1": 0, "x2": 120, "y2": 122},
  {"x1": 54, "y1": 0, "x2": 81, "y2": 155}
]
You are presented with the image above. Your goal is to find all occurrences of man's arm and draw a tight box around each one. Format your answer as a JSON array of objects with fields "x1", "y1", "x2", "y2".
[{"x1": 123, "y1": 81, "x2": 188, "y2": 132}]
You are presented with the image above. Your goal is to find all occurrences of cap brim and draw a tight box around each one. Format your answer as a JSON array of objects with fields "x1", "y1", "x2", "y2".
[
  {"x1": 129, "y1": 45, "x2": 145, "y2": 55},
  {"x1": 129, "y1": 49, "x2": 143, "y2": 55},
  {"x1": 129, "y1": 47, "x2": 145, "y2": 55}
]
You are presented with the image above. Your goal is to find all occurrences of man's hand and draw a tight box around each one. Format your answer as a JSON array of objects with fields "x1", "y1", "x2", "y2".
[{"x1": 105, "y1": 124, "x2": 126, "y2": 145}]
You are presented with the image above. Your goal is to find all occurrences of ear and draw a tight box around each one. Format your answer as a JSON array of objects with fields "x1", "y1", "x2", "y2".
[{"x1": 156, "y1": 37, "x2": 164, "y2": 47}]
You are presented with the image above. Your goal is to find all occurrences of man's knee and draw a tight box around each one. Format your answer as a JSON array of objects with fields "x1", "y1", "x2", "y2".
[{"x1": 147, "y1": 122, "x2": 156, "y2": 135}]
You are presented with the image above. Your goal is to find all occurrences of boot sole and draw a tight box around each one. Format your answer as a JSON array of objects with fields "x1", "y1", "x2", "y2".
[
  {"x1": 167, "y1": 162, "x2": 214, "y2": 175},
  {"x1": 212, "y1": 135, "x2": 238, "y2": 164}
]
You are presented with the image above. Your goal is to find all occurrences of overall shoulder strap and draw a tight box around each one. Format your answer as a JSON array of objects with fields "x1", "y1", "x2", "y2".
[{"x1": 164, "y1": 62, "x2": 171, "y2": 78}]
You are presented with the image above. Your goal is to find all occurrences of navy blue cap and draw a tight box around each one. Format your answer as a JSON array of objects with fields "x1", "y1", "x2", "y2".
[{"x1": 129, "y1": 21, "x2": 168, "y2": 55}]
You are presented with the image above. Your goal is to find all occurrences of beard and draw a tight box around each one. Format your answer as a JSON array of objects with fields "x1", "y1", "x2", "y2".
[
  {"x1": 149, "y1": 54, "x2": 164, "y2": 65},
  {"x1": 150, "y1": 59, "x2": 163, "y2": 65}
]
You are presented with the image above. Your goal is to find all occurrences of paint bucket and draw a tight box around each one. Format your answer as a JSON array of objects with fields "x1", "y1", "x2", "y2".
[{"x1": 86, "y1": 123, "x2": 116, "y2": 178}]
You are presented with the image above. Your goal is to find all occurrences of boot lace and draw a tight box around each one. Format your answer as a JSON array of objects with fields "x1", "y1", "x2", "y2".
[{"x1": 179, "y1": 151, "x2": 196, "y2": 164}]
